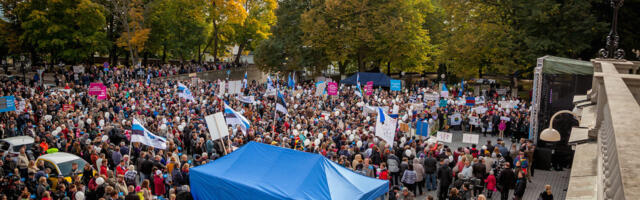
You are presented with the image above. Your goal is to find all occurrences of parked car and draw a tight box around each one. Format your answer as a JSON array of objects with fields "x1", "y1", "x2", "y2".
[
  {"x1": 36, "y1": 152, "x2": 92, "y2": 189},
  {"x1": 0, "y1": 136, "x2": 35, "y2": 161}
]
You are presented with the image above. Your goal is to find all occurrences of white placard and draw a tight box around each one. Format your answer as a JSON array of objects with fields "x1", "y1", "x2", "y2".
[
  {"x1": 500, "y1": 116, "x2": 511, "y2": 121},
  {"x1": 218, "y1": 81, "x2": 226, "y2": 97},
  {"x1": 228, "y1": 80, "x2": 242, "y2": 95},
  {"x1": 450, "y1": 113, "x2": 462, "y2": 126},
  {"x1": 436, "y1": 131, "x2": 453, "y2": 143},
  {"x1": 469, "y1": 116, "x2": 480, "y2": 126},
  {"x1": 462, "y1": 133, "x2": 479, "y2": 144},
  {"x1": 205, "y1": 112, "x2": 229, "y2": 141},
  {"x1": 73, "y1": 65, "x2": 85, "y2": 74},
  {"x1": 424, "y1": 93, "x2": 440, "y2": 101}
]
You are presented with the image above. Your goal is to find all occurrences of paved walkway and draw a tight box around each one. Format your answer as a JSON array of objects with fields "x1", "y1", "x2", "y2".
[{"x1": 410, "y1": 130, "x2": 570, "y2": 200}]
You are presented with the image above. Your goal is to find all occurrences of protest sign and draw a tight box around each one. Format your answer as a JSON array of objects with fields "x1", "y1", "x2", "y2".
[
  {"x1": 390, "y1": 80, "x2": 402, "y2": 91},
  {"x1": 469, "y1": 116, "x2": 480, "y2": 126},
  {"x1": 424, "y1": 93, "x2": 440, "y2": 101},
  {"x1": 450, "y1": 113, "x2": 462, "y2": 126},
  {"x1": 315, "y1": 82, "x2": 326, "y2": 96},
  {"x1": 205, "y1": 112, "x2": 229, "y2": 141},
  {"x1": 436, "y1": 131, "x2": 453, "y2": 143},
  {"x1": 89, "y1": 83, "x2": 104, "y2": 96},
  {"x1": 365, "y1": 81, "x2": 373, "y2": 95},
  {"x1": 228, "y1": 81, "x2": 242, "y2": 95},
  {"x1": 462, "y1": 133, "x2": 479, "y2": 144},
  {"x1": 327, "y1": 82, "x2": 338, "y2": 96},
  {"x1": 63, "y1": 104, "x2": 74, "y2": 111},
  {"x1": 0, "y1": 96, "x2": 16, "y2": 113}
]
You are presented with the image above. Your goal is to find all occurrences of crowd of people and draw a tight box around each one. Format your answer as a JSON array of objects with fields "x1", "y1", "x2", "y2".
[{"x1": 0, "y1": 65, "x2": 552, "y2": 200}]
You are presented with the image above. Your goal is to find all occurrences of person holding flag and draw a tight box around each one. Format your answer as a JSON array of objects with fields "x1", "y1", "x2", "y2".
[
  {"x1": 243, "y1": 71, "x2": 248, "y2": 89},
  {"x1": 131, "y1": 119, "x2": 167, "y2": 149},
  {"x1": 276, "y1": 90, "x2": 288, "y2": 115},
  {"x1": 459, "y1": 78, "x2": 464, "y2": 97},
  {"x1": 177, "y1": 82, "x2": 194, "y2": 101},
  {"x1": 224, "y1": 103, "x2": 251, "y2": 134},
  {"x1": 355, "y1": 73, "x2": 364, "y2": 98}
]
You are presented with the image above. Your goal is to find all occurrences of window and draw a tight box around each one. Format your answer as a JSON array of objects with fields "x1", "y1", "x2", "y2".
[
  {"x1": 58, "y1": 159, "x2": 87, "y2": 177},
  {"x1": 0, "y1": 141, "x2": 9, "y2": 151},
  {"x1": 42, "y1": 160, "x2": 59, "y2": 176}
]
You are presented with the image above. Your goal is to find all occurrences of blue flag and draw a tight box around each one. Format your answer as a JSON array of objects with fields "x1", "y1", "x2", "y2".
[{"x1": 459, "y1": 78, "x2": 464, "y2": 97}]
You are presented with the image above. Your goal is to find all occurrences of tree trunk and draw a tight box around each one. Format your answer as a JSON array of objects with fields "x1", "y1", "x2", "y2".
[
  {"x1": 338, "y1": 61, "x2": 347, "y2": 78},
  {"x1": 162, "y1": 44, "x2": 167, "y2": 64},
  {"x1": 478, "y1": 65, "x2": 483, "y2": 78},
  {"x1": 234, "y1": 42, "x2": 245, "y2": 66},
  {"x1": 387, "y1": 62, "x2": 391, "y2": 75},
  {"x1": 212, "y1": 21, "x2": 219, "y2": 62}
]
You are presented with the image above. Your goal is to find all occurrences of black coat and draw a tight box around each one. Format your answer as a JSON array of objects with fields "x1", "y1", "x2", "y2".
[
  {"x1": 423, "y1": 157, "x2": 438, "y2": 174},
  {"x1": 437, "y1": 165, "x2": 453, "y2": 186},
  {"x1": 498, "y1": 168, "x2": 516, "y2": 190},
  {"x1": 472, "y1": 163, "x2": 486, "y2": 179},
  {"x1": 514, "y1": 178, "x2": 527, "y2": 197}
]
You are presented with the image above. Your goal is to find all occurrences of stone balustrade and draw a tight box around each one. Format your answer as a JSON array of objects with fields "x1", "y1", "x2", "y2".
[{"x1": 567, "y1": 59, "x2": 640, "y2": 200}]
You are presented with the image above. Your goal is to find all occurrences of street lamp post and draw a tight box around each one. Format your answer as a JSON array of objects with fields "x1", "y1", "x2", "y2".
[
  {"x1": 599, "y1": 0, "x2": 625, "y2": 59},
  {"x1": 540, "y1": 110, "x2": 578, "y2": 142}
]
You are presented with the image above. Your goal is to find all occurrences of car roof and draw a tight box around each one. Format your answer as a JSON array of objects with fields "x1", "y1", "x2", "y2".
[
  {"x1": 0, "y1": 136, "x2": 34, "y2": 146},
  {"x1": 37, "y1": 152, "x2": 83, "y2": 164}
]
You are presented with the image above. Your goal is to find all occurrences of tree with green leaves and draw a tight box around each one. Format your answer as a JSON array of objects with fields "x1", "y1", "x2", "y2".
[
  {"x1": 230, "y1": 0, "x2": 277, "y2": 66},
  {"x1": 148, "y1": 0, "x2": 208, "y2": 62},
  {"x1": 300, "y1": 0, "x2": 436, "y2": 76},
  {"x1": 20, "y1": 0, "x2": 106, "y2": 65},
  {"x1": 253, "y1": 0, "x2": 328, "y2": 74},
  {"x1": 202, "y1": 0, "x2": 247, "y2": 63}
]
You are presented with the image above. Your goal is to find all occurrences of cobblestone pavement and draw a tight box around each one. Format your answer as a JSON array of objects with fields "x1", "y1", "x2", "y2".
[{"x1": 408, "y1": 130, "x2": 571, "y2": 200}]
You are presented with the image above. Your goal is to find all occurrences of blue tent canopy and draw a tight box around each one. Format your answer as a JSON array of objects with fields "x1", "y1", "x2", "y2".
[
  {"x1": 190, "y1": 142, "x2": 389, "y2": 200},
  {"x1": 340, "y1": 72, "x2": 392, "y2": 87}
]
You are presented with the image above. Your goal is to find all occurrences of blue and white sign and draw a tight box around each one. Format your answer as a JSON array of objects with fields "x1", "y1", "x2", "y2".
[
  {"x1": 0, "y1": 96, "x2": 16, "y2": 113},
  {"x1": 390, "y1": 79, "x2": 402, "y2": 91}
]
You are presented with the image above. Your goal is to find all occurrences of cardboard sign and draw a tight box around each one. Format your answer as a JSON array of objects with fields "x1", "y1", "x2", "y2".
[
  {"x1": 462, "y1": 133, "x2": 479, "y2": 144},
  {"x1": 390, "y1": 80, "x2": 402, "y2": 91},
  {"x1": 365, "y1": 81, "x2": 373, "y2": 95},
  {"x1": 205, "y1": 112, "x2": 230, "y2": 141},
  {"x1": 436, "y1": 131, "x2": 453, "y2": 143}
]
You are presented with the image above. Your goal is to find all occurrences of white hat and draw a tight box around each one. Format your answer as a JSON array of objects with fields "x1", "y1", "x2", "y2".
[{"x1": 156, "y1": 170, "x2": 162, "y2": 176}]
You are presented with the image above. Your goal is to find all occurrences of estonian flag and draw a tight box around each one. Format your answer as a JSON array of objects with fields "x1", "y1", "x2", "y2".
[
  {"x1": 276, "y1": 91, "x2": 288, "y2": 114},
  {"x1": 243, "y1": 71, "x2": 248, "y2": 89},
  {"x1": 355, "y1": 73, "x2": 363, "y2": 97},
  {"x1": 224, "y1": 103, "x2": 251, "y2": 134},
  {"x1": 177, "y1": 82, "x2": 194, "y2": 101},
  {"x1": 131, "y1": 119, "x2": 167, "y2": 149}
]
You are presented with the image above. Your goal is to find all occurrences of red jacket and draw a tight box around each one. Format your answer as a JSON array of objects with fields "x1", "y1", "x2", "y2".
[{"x1": 485, "y1": 174, "x2": 497, "y2": 191}]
